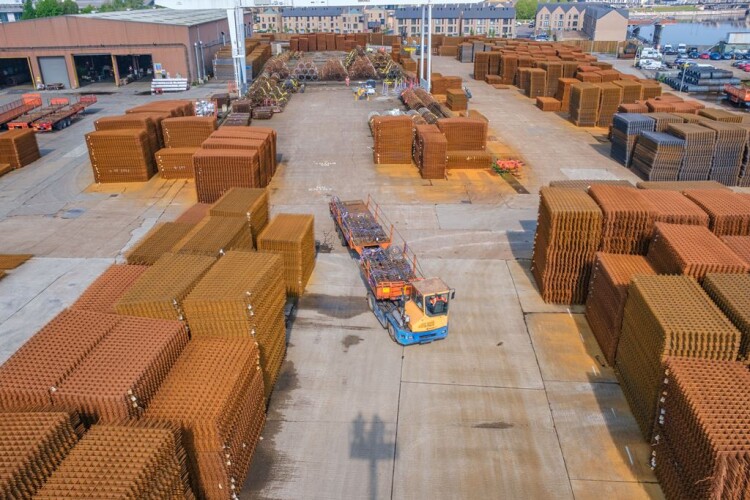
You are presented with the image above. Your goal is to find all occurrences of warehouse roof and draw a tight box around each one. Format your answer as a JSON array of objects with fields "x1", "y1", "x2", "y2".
[
  {"x1": 74, "y1": 9, "x2": 229, "y2": 26},
  {"x1": 462, "y1": 6, "x2": 515, "y2": 19}
]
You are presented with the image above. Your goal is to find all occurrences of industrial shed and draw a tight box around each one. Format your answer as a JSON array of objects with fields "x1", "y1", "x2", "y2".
[{"x1": 0, "y1": 9, "x2": 252, "y2": 89}]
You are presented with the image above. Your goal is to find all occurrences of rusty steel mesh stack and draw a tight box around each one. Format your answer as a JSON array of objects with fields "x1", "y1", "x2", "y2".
[
  {"x1": 176, "y1": 203, "x2": 212, "y2": 224},
  {"x1": 370, "y1": 115, "x2": 414, "y2": 165},
  {"x1": 651, "y1": 357, "x2": 750, "y2": 500},
  {"x1": 610, "y1": 113, "x2": 655, "y2": 166},
  {"x1": 646, "y1": 112, "x2": 683, "y2": 133},
  {"x1": 636, "y1": 180, "x2": 729, "y2": 191},
  {"x1": 52, "y1": 316, "x2": 188, "y2": 424},
  {"x1": 71, "y1": 264, "x2": 149, "y2": 314},
  {"x1": 588, "y1": 185, "x2": 655, "y2": 255},
  {"x1": 527, "y1": 68, "x2": 547, "y2": 99},
  {"x1": 414, "y1": 124, "x2": 447, "y2": 180},
  {"x1": 594, "y1": 82, "x2": 623, "y2": 128},
  {"x1": 94, "y1": 114, "x2": 161, "y2": 153},
  {"x1": 193, "y1": 149, "x2": 262, "y2": 203},
  {"x1": 699, "y1": 108, "x2": 743, "y2": 123},
  {"x1": 209, "y1": 187, "x2": 269, "y2": 245},
  {"x1": 585, "y1": 253, "x2": 656, "y2": 366},
  {"x1": 531, "y1": 187, "x2": 603, "y2": 304},
  {"x1": 539, "y1": 61, "x2": 562, "y2": 97},
  {"x1": 683, "y1": 189, "x2": 750, "y2": 236},
  {"x1": 127, "y1": 100, "x2": 194, "y2": 117},
  {"x1": 155, "y1": 147, "x2": 198, "y2": 179},
  {"x1": 556, "y1": 78, "x2": 579, "y2": 111},
  {"x1": 702, "y1": 273, "x2": 750, "y2": 359},
  {"x1": 446, "y1": 89, "x2": 467, "y2": 112},
  {"x1": 144, "y1": 337, "x2": 265, "y2": 500},
  {"x1": 258, "y1": 214, "x2": 315, "y2": 298},
  {"x1": 720, "y1": 235, "x2": 750, "y2": 266},
  {"x1": 615, "y1": 275, "x2": 741, "y2": 440},
  {"x1": 630, "y1": 132, "x2": 685, "y2": 182},
  {"x1": 183, "y1": 251, "x2": 286, "y2": 400},
  {"x1": 569, "y1": 83, "x2": 600, "y2": 127},
  {"x1": 613, "y1": 80, "x2": 643, "y2": 104},
  {"x1": 646, "y1": 222, "x2": 750, "y2": 281},
  {"x1": 665, "y1": 123, "x2": 715, "y2": 181},
  {"x1": 0, "y1": 411, "x2": 84, "y2": 498},
  {"x1": 436, "y1": 118, "x2": 487, "y2": 151},
  {"x1": 115, "y1": 253, "x2": 216, "y2": 321},
  {"x1": 85, "y1": 129, "x2": 155, "y2": 183},
  {"x1": 699, "y1": 120, "x2": 747, "y2": 186},
  {"x1": 201, "y1": 136, "x2": 272, "y2": 187},
  {"x1": 0, "y1": 309, "x2": 120, "y2": 409},
  {"x1": 637, "y1": 189, "x2": 709, "y2": 226},
  {"x1": 162, "y1": 116, "x2": 216, "y2": 148},
  {"x1": 174, "y1": 216, "x2": 253, "y2": 257},
  {"x1": 548, "y1": 179, "x2": 634, "y2": 190},
  {"x1": 0, "y1": 129, "x2": 41, "y2": 169},
  {"x1": 35, "y1": 420, "x2": 193, "y2": 499},
  {"x1": 536, "y1": 97, "x2": 561, "y2": 112},
  {"x1": 125, "y1": 222, "x2": 197, "y2": 265}
]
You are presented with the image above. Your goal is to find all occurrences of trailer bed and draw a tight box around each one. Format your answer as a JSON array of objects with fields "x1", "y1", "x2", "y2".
[
  {"x1": 361, "y1": 246, "x2": 416, "y2": 300},
  {"x1": 0, "y1": 95, "x2": 43, "y2": 128},
  {"x1": 330, "y1": 196, "x2": 391, "y2": 255}
]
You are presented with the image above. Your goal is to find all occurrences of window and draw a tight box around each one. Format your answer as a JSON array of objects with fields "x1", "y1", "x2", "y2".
[
  {"x1": 262, "y1": 23, "x2": 266, "y2": 29},
  {"x1": 448, "y1": 25, "x2": 454, "y2": 33},
  {"x1": 435, "y1": 26, "x2": 441, "y2": 33},
  {"x1": 425, "y1": 293, "x2": 449, "y2": 317},
  {"x1": 353, "y1": 23, "x2": 358, "y2": 29},
  {"x1": 464, "y1": 26, "x2": 470, "y2": 33},
  {"x1": 557, "y1": 20, "x2": 563, "y2": 27}
]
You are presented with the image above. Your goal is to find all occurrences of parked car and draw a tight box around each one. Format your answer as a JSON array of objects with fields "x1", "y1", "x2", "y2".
[
  {"x1": 528, "y1": 21, "x2": 535, "y2": 28},
  {"x1": 722, "y1": 52, "x2": 734, "y2": 60},
  {"x1": 699, "y1": 52, "x2": 711, "y2": 60},
  {"x1": 663, "y1": 44, "x2": 677, "y2": 55},
  {"x1": 688, "y1": 51, "x2": 700, "y2": 59},
  {"x1": 709, "y1": 52, "x2": 722, "y2": 60},
  {"x1": 640, "y1": 59, "x2": 663, "y2": 70}
]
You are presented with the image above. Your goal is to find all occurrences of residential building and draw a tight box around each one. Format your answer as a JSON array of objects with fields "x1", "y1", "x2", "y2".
[
  {"x1": 461, "y1": 5, "x2": 515, "y2": 37},
  {"x1": 535, "y1": 3, "x2": 627, "y2": 41},
  {"x1": 0, "y1": 0, "x2": 23, "y2": 23},
  {"x1": 254, "y1": 8, "x2": 281, "y2": 33},
  {"x1": 366, "y1": 7, "x2": 392, "y2": 33},
  {"x1": 535, "y1": 3, "x2": 585, "y2": 32},
  {"x1": 280, "y1": 7, "x2": 364, "y2": 34},
  {"x1": 393, "y1": 4, "x2": 516, "y2": 37},
  {"x1": 394, "y1": 5, "x2": 462, "y2": 36}
]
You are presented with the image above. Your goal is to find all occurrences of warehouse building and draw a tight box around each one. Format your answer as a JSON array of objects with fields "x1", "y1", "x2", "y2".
[{"x1": 0, "y1": 9, "x2": 252, "y2": 90}]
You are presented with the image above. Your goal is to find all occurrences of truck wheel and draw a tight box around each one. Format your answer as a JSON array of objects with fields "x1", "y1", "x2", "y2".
[
  {"x1": 367, "y1": 293, "x2": 376, "y2": 312},
  {"x1": 388, "y1": 322, "x2": 397, "y2": 343}
]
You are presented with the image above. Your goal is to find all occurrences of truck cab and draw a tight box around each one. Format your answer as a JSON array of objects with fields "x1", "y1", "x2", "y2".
[{"x1": 397, "y1": 278, "x2": 453, "y2": 345}]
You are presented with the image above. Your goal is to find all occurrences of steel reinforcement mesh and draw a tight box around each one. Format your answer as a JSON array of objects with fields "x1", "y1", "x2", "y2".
[
  {"x1": 446, "y1": 150, "x2": 492, "y2": 170},
  {"x1": 702, "y1": 273, "x2": 750, "y2": 359},
  {"x1": 652, "y1": 357, "x2": 750, "y2": 500},
  {"x1": 0, "y1": 309, "x2": 120, "y2": 410},
  {"x1": 700, "y1": 120, "x2": 746, "y2": 186},
  {"x1": 720, "y1": 235, "x2": 750, "y2": 266},
  {"x1": 85, "y1": 130, "x2": 154, "y2": 183},
  {"x1": 175, "y1": 203, "x2": 212, "y2": 224},
  {"x1": 637, "y1": 189, "x2": 709, "y2": 226},
  {"x1": 144, "y1": 338, "x2": 265, "y2": 500},
  {"x1": 647, "y1": 222, "x2": 750, "y2": 281},
  {"x1": 0, "y1": 411, "x2": 84, "y2": 498},
  {"x1": 127, "y1": 100, "x2": 194, "y2": 117},
  {"x1": 683, "y1": 189, "x2": 750, "y2": 237},
  {"x1": 667, "y1": 123, "x2": 716, "y2": 182},
  {"x1": 0, "y1": 129, "x2": 40, "y2": 169},
  {"x1": 370, "y1": 116, "x2": 414, "y2": 165},
  {"x1": 71, "y1": 264, "x2": 149, "y2": 314},
  {"x1": 258, "y1": 214, "x2": 315, "y2": 298},
  {"x1": 594, "y1": 82, "x2": 623, "y2": 128},
  {"x1": 547, "y1": 180, "x2": 633, "y2": 191},
  {"x1": 588, "y1": 185, "x2": 655, "y2": 255},
  {"x1": 585, "y1": 253, "x2": 656, "y2": 366},
  {"x1": 569, "y1": 83, "x2": 600, "y2": 127},
  {"x1": 174, "y1": 215, "x2": 253, "y2": 257},
  {"x1": 94, "y1": 114, "x2": 160, "y2": 155},
  {"x1": 630, "y1": 131, "x2": 685, "y2": 182},
  {"x1": 0, "y1": 254, "x2": 32, "y2": 270},
  {"x1": 155, "y1": 147, "x2": 198, "y2": 179},
  {"x1": 125, "y1": 222, "x2": 197, "y2": 265},
  {"x1": 436, "y1": 118, "x2": 487, "y2": 151},
  {"x1": 699, "y1": 108, "x2": 744, "y2": 123},
  {"x1": 115, "y1": 253, "x2": 216, "y2": 321},
  {"x1": 35, "y1": 420, "x2": 193, "y2": 499},
  {"x1": 615, "y1": 275, "x2": 741, "y2": 440},
  {"x1": 414, "y1": 125, "x2": 447, "y2": 180},
  {"x1": 202, "y1": 137, "x2": 272, "y2": 187},
  {"x1": 193, "y1": 149, "x2": 262, "y2": 203},
  {"x1": 52, "y1": 316, "x2": 188, "y2": 424},
  {"x1": 183, "y1": 251, "x2": 286, "y2": 400},
  {"x1": 531, "y1": 187, "x2": 603, "y2": 304},
  {"x1": 209, "y1": 127, "x2": 277, "y2": 174},
  {"x1": 161, "y1": 116, "x2": 217, "y2": 148},
  {"x1": 209, "y1": 187, "x2": 270, "y2": 245},
  {"x1": 636, "y1": 180, "x2": 730, "y2": 191}
]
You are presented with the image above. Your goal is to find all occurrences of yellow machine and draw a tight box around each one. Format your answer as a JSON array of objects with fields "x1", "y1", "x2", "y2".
[{"x1": 402, "y1": 277, "x2": 452, "y2": 342}]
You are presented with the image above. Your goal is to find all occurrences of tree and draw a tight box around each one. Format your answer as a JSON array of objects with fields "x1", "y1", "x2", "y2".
[
  {"x1": 80, "y1": 4, "x2": 94, "y2": 13},
  {"x1": 34, "y1": 0, "x2": 63, "y2": 18},
  {"x1": 21, "y1": 0, "x2": 35, "y2": 19},
  {"x1": 515, "y1": 0, "x2": 538, "y2": 20},
  {"x1": 62, "y1": 0, "x2": 78, "y2": 14}
]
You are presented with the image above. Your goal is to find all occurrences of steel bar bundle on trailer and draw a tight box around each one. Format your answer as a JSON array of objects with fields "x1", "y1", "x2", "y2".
[{"x1": 258, "y1": 214, "x2": 316, "y2": 298}]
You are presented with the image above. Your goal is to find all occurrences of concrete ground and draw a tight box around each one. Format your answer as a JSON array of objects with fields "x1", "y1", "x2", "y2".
[{"x1": 0, "y1": 59, "x2": 672, "y2": 499}]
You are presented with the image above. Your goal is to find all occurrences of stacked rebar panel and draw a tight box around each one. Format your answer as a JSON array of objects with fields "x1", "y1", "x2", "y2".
[
  {"x1": 85, "y1": 129, "x2": 155, "y2": 183},
  {"x1": 531, "y1": 187, "x2": 603, "y2": 304},
  {"x1": 176, "y1": 203, "x2": 212, "y2": 224},
  {"x1": 569, "y1": 83, "x2": 600, "y2": 127},
  {"x1": 613, "y1": 80, "x2": 642, "y2": 104},
  {"x1": 71, "y1": 264, "x2": 149, "y2": 314},
  {"x1": 548, "y1": 179, "x2": 634, "y2": 190},
  {"x1": 173, "y1": 216, "x2": 253, "y2": 257},
  {"x1": 144, "y1": 338, "x2": 265, "y2": 500},
  {"x1": 666, "y1": 123, "x2": 715, "y2": 181},
  {"x1": 615, "y1": 275, "x2": 741, "y2": 440},
  {"x1": 720, "y1": 235, "x2": 750, "y2": 266},
  {"x1": 371, "y1": 116, "x2": 413, "y2": 165},
  {"x1": 527, "y1": 68, "x2": 547, "y2": 99},
  {"x1": 630, "y1": 132, "x2": 685, "y2": 181},
  {"x1": 161, "y1": 116, "x2": 216, "y2": 147},
  {"x1": 610, "y1": 114, "x2": 654, "y2": 166},
  {"x1": 193, "y1": 149, "x2": 262, "y2": 203},
  {"x1": 595, "y1": 82, "x2": 623, "y2": 128},
  {"x1": 588, "y1": 185, "x2": 655, "y2": 255},
  {"x1": 636, "y1": 180, "x2": 729, "y2": 191},
  {"x1": 258, "y1": 214, "x2": 315, "y2": 298},
  {"x1": 210, "y1": 127, "x2": 277, "y2": 174},
  {"x1": 414, "y1": 124, "x2": 447, "y2": 180},
  {"x1": 540, "y1": 61, "x2": 562, "y2": 98},
  {"x1": 125, "y1": 222, "x2": 197, "y2": 265},
  {"x1": 35, "y1": 421, "x2": 193, "y2": 499},
  {"x1": 556, "y1": 78, "x2": 579, "y2": 111},
  {"x1": 127, "y1": 100, "x2": 194, "y2": 117},
  {"x1": 698, "y1": 120, "x2": 747, "y2": 185},
  {"x1": 536, "y1": 97, "x2": 561, "y2": 112},
  {"x1": 652, "y1": 357, "x2": 750, "y2": 500},
  {"x1": 0, "y1": 411, "x2": 83, "y2": 498},
  {"x1": 683, "y1": 189, "x2": 750, "y2": 236},
  {"x1": 155, "y1": 147, "x2": 197, "y2": 179},
  {"x1": 740, "y1": 123, "x2": 750, "y2": 186},
  {"x1": 698, "y1": 108, "x2": 743, "y2": 123},
  {"x1": 446, "y1": 89, "x2": 467, "y2": 111},
  {"x1": 637, "y1": 189, "x2": 709, "y2": 226},
  {"x1": 437, "y1": 118, "x2": 491, "y2": 169},
  {"x1": 702, "y1": 273, "x2": 750, "y2": 359},
  {"x1": 209, "y1": 187, "x2": 269, "y2": 245},
  {"x1": 115, "y1": 252, "x2": 216, "y2": 321},
  {"x1": 201, "y1": 136, "x2": 272, "y2": 187},
  {"x1": 183, "y1": 251, "x2": 286, "y2": 400},
  {"x1": 0, "y1": 129, "x2": 40, "y2": 169},
  {"x1": 585, "y1": 253, "x2": 656, "y2": 365},
  {"x1": 646, "y1": 112, "x2": 683, "y2": 133},
  {"x1": 94, "y1": 114, "x2": 161, "y2": 153}
]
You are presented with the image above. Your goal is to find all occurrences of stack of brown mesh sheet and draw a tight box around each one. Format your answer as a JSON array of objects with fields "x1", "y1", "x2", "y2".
[
  {"x1": 527, "y1": 68, "x2": 547, "y2": 99},
  {"x1": 646, "y1": 222, "x2": 750, "y2": 281},
  {"x1": 446, "y1": 150, "x2": 492, "y2": 170},
  {"x1": 699, "y1": 120, "x2": 746, "y2": 185},
  {"x1": 473, "y1": 52, "x2": 489, "y2": 81},
  {"x1": 209, "y1": 187, "x2": 269, "y2": 245},
  {"x1": 85, "y1": 130, "x2": 155, "y2": 183},
  {"x1": 698, "y1": 108, "x2": 743, "y2": 123},
  {"x1": 371, "y1": 115, "x2": 414, "y2": 165},
  {"x1": 645, "y1": 112, "x2": 682, "y2": 133},
  {"x1": 222, "y1": 113, "x2": 251, "y2": 126},
  {"x1": 125, "y1": 222, "x2": 197, "y2": 265},
  {"x1": 548, "y1": 179, "x2": 633, "y2": 190},
  {"x1": 155, "y1": 147, "x2": 197, "y2": 179},
  {"x1": 127, "y1": 100, "x2": 194, "y2": 117},
  {"x1": 651, "y1": 357, "x2": 750, "y2": 500},
  {"x1": 636, "y1": 180, "x2": 730, "y2": 191},
  {"x1": 115, "y1": 253, "x2": 216, "y2": 321},
  {"x1": 683, "y1": 189, "x2": 750, "y2": 236},
  {"x1": 639, "y1": 80, "x2": 662, "y2": 100},
  {"x1": 0, "y1": 129, "x2": 40, "y2": 169},
  {"x1": 569, "y1": 82, "x2": 600, "y2": 127},
  {"x1": 610, "y1": 113, "x2": 655, "y2": 166},
  {"x1": 174, "y1": 215, "x2": 253, "y2": 256},
  {"x1": 202, "y1": 135, "x2": 273, "y2": 187},
  {"x1": 703, "y1": 273, "x2": 750, "y2": 359},
  {"x1": 0, "y1": 164, "x2": 11, "y2": 179},
  {"x1": 71, "y1": 264, "x2": 149, "y2": 314},
  {"x1": 637, "y1": 189, "x2": 709, "y2": 226},
  {"x1": 52, "y1": 316, "x2": 188, "y2": 423},
  {"x1": 0, "y1": 411, "x2": 84, "y2": 498},
  {"x1": 175, "y1": 203, "x2": 212, "y2": 224},
  {"x1": 193, "y1": 149, "x2": 261, "y2": 203},
  {"x1": 94, "y1": 114, "x2": 160, "y2": 154},
  {"x1": 35, "y1": 420, "x2": 193, "y2": 499},
  {"x1": 531, "y1": 187, "x2": 603, "y2": 304},
  {"x1": 588, "y1": 185, "x2": 655, "y2": 255},
  {"x1": 536, "y1": 97, "x2": 561, "y2": 112},
  {"x1": 539, "y1": 61, "x2": 562, "y2": 98},
  {"x1": 0, "y1": 309, "x2": 120, "y2": 409},
  {"x1": 630, "y1": 132, "x2": 685, "y2": 182},
  {"x1": 436, "y1": 118, "x2": 487, "y2": 151},
  {"x1": 618, "y1": 103, "x2": 648, "y2": 114},
  {"x1": 594, "y1": 82, "x2": 623, "y2": 128},
  {"x1": 556, "y1": 78, "x2": 579, "y2": 111},
  {"x1": 162, "y1": 116, "x2": 217, "y2": 148},
  {"x1": 0, "y1": 254, "x2": 32, "y2": 270},
  {"x1": 210, "y1": 126, "x2": 277, "y2": 176},
  {"x1": 720, "y1": 235, "x2": 750, "y2": 266},
  {"x1": 258, "y1": 214, "x2": 315, "y2": 298},
  {"x1": 183, "y1": 251, "x2": 286, "y2": 400},
  {"x1": 414, "y1": 124, "x2": 447, "y2": 179},
  {"x1": 585, "y1": 253, "x2": 656, "y2": 365},
  {"x1": 144, "y1": 338, "x2": 265, "y2": 500},
  {"x1": 613, "y1": 80, "x2": 642, "y2": 104},
  {"x1": 615, "y1": 275, "x2": 741, "y2": 440},
  {"x1": 666, "y1": 123, "x2": 715, "y2": 181},
  {"x1": 446, "y1": 89, "x2": 467, "y2": 111}
]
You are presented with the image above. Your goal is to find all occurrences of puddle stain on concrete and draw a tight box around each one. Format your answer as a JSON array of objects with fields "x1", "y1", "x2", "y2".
[
  {"x1": 473, "y1": 421, "x2": 514, "y2": 430},
  {"x1": 342, "y1": 334, "x2": 364, "y2": 352}
]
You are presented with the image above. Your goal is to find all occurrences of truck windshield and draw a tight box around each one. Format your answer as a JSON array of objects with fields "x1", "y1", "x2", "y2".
[{"x1": 425, "y1": 293, "x2": 449, "y2": 317}]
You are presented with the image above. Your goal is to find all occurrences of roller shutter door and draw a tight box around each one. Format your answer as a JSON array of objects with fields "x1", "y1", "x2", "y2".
[{"x1": 38, "y1": 56, "x2": 71, "y2": 89}]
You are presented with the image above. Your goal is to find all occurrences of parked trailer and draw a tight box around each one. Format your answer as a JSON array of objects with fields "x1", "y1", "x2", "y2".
[
  {"x1": 0, "y1": 94, "x2": 43, "y2": 128},
  {"x1": 32, "y1": 95, "x2": 97, "y2": 132},
  {"x1": 725, "y1": 84, "x2": 750, "y2": 107},
  {"x1": 7, "y1": 104, "x2": 65, "y2": 129},
  {"x1": 330, "y1": 195, "x2": 392, "y2": 255}
]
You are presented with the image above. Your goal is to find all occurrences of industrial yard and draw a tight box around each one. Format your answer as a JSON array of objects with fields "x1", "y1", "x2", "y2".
[{"x1": 1, "y1": 33, "x2": 750, "y2": 499}]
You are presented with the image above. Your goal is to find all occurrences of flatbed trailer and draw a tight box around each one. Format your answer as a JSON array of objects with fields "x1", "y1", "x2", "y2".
[
  {"x1": 32, "y1": 95, "x2": 97, "y2": 132},
  {"x1": 725, "y1": 84, "x2": 750, "y2": 107},
  {"x1": 7, "y1": 105, "x2": 64, "y2": 129},
  {"x1": 0, "y1": 94, "x2": 43, "y2": 128},
  {"x1": 330, "y1": 195, "x2": 392, "y2": 255},
  {"x1": 361, "y1": 246, "x2": 417, "y2": 301}
]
